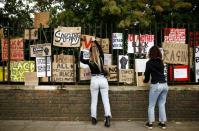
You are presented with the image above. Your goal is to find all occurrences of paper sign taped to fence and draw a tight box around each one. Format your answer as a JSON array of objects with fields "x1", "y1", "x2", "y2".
[
  {"x1": 119, "y1": 69, "x2": 134, "y2": 84},
  {"x1": 112, "y1": 33, "x2": 123, "y2": 49},
  {"x1": 0, "y1": 28, "x2": 3, "y2": 39},
  {"x1": 80, "y1": 68, "x2": 91, "y2": 80},
  {"x1": 34, "y1": 12, "x2": 50, "y2": 29},
  {"x1": 195, "y1": 46, "x2": 199, "y2": 82},
  {"x1": 162, "y1": 42, "x2": 188, "y2": 65},
  {"x1": 25, "y1": 72, "x2": 38, "y2": 86},
  {"x1": 10, "y1": 61, "x2": 35, "y2": 82},
  {"x1": 30, "y1": 43, "x2": 51, "y2": 57},
  {"x1": 119, "y1": 55, "x2": 129, "y2": 69},
  {"x1": 24, "y1": 29, "x2": 38, "y2": 40},
  {"x1": 1, "y1": 38, "x2": 24, "y2": 61},
  {"x1": 0, "y1": 66, "x2": 7, "y2": 81},
  {"x1": 164, "y1": 28, "x2": 186, "y2": 44},
  {"x1": 101, "y1": 38, "x2": 109, "y2": 53},
  {"x1": 104, "y1": 54, "x2": 112, "y2": 65},
  {"x1": 53, "y1": 26, "x2": 81, "y2": 47},
  {"x1": 52, "y1": 63, "x2": 76, "y2": 82},
  {"x1": 128, "y1": 34, "x2": 154, "y2": 54},
  {"x1": 36, "y1": 57, "x2": 51, "y2": 77},
  {"x1": 135, "y1": 59, "x2": 148, "y2": 72}
]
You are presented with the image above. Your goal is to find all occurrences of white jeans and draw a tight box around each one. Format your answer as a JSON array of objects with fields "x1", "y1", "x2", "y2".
[{"x1": 90, "y1": 75, "x2": 111, "y2": 118}]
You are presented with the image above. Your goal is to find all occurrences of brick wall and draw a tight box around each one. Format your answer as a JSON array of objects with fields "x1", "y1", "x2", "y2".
[{"x1": 0, "y1": 86, "x2": 198, "y2": 121}]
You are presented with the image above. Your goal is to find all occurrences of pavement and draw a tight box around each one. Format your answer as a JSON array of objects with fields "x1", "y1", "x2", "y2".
[{"x1": 0, "y1": 120, "x2": 199, "y2": 131}]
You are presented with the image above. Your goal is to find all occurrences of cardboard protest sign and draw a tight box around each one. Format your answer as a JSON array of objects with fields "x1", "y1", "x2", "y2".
[
  {"x1": 24, "y1": 29, "x2": 38, "y2": 40},
  {"x1": 53, "y1": 54, "x2": 75, "y2": 63},
  {"x1": 164, "y1": 28, "x2": 186, "y2": 44},
  {"x1": 25, "y1": 72, "x2": 38, "y2": 86},
  {"x1": 119, "y1": 55, "x2": 129, "y2": 69},
  {"x1": 119, "y1": 69, "x2": 134, "y2": 84},
  {"x1": 52, "y1": 63, "x2": 76, "y2": 82},
  {"x1": 0, "y1": 67, "x2": 7, "y2": 81},
  {"x1": 112, "y1": 33, "x2": 123, "y2": 49},
  {"x1": 101, "y1": 38, "x2": 109, "y2": 53},
  {"x1": 36, "y1": 57, "x2": 51, "y2": 77},
  {"x1": 1, "y1": 38, "x2": 24, "y2": 61},
  {"x1": 162, "y1": 42, "x2": 188, "y2": 65},
  {"x1": 10, "y1": 61, "x2": 35, "y2": 82},
  {"x1": 80, "y1": 67, "x2": 91, "y2": 80},
  {"x1": 81, "y1": 35, "x2": 96, "y2": 49},
  {"x1": 103, "y1": 65, "x2": 117, "y2": 81},
  {"x1": 0, "y1": 28, "x2": 3, "y2": 39},
  {"x1": 128, "y1": 34, "x2": 154, "y2": 54},
  {"x1": 53, "y1": 26, "x2": 81, "y2": 47},
  {"x1": 34, "y1": 12, "x2": 50, "y2": 29},
  {"x1": 30, "y1": 43, "x2": 51, "y2": 57}
]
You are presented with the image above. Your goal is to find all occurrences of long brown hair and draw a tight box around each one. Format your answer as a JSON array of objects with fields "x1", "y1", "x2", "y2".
[
  {"x1": 149, "y1": 46, "x2": 162, "y2": 59},
  {"x1": 90, "y1": 42, "x2": 102, "y2": 71}
]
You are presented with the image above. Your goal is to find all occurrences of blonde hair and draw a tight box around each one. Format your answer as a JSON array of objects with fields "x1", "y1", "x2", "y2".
[{"x1": 90, "y1": 42, "x2": 102, "y2": 71}]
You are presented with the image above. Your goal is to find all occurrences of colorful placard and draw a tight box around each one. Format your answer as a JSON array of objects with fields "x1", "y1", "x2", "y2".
[{"x1": 164, "y1": 28, "x2": 186, "y2": 44}]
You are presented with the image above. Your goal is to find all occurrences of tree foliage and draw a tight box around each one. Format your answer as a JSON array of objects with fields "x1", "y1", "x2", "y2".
[{"x1": 0, "y1": 0, "x2": 198, "y2": 29}]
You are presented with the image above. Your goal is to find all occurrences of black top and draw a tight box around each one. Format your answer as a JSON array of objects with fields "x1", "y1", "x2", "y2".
[
  {"x1": 80, "y1": 41, "x2": 105, "y2": 75},
  {"x1": 144, "y1": 58, "x2": 166, "y2": 84}
]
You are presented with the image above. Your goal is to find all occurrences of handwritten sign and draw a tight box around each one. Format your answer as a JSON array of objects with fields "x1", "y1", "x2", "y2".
[
  {"x1": 24, "y1": 29, "x2": 38, "y2": 40},
  {"x1": 30, "y1": 43, "x2": 51, "y2": 57},
  {"x1": 80, "y1": 68, "x2": 91, "y2": 80},
  {"x1": 119, "y1": 69, "x2": 134, "y2": 84},
  {"x1": 1, "y1": 38, "x2": 24, "y2": 61},
  {"x1": 128, "y1": 34, "x2": 154, "y2": 54},
  {"x1": 10, "y1": 61, "x2": 35, "y2": 82},
  {"x1": 164, "y1": 28, "x2": 186, "y2": 44},
  {"x1": 25, "y1": 72, "x2": 38, "y2": 86},
  {"x1": 34, "y1": 12, "x2": 50, "y2": 29},
  {"x1": 112, "y1": 33, "x2": 123, "y2": 49},
  {"x1": 162, "y1": 42, "x2": 188, "y2": 65},
  {"x1": 101, "y1": 38, "x2": 109, "y2": 53},
  {"x1": 0, "y1": 67, "x2": 7, "y2": 81},
  {"x1": 136, "y1": 72, "x2": 149, "y2": 87},
  {"x1": 52, "y1": 63, "x2": 76, "y2": 82},
  {"x1": 36, "y1": 57, "x2": 51, "y2": 77},
  {"x1": 104, "y1": 65, "x2": 117, "y2": 81},
  {"x1": 53, "y1": 26, "x2": 81, "y2": 47},
  {"x1": 119, "y1": 55, "x2": 129, "y2": 69}
]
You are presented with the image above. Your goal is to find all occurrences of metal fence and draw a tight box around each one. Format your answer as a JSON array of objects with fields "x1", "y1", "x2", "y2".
[{"x1": 0, "y1": 22, "x2": 199, "y2": 85}]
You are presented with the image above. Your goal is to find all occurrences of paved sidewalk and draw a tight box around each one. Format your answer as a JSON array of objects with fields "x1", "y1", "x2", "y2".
[{"x1": 0, "y1": 120, "x2": 199, "y2": 131}]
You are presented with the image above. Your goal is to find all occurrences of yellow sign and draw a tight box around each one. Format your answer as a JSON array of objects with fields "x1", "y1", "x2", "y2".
[{"x1": 0, "y1": 67, "x2": 7, "y2": 81}]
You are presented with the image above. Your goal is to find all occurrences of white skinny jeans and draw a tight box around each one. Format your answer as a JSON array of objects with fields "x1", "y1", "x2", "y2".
[{"x1": 90, "y1": 75, "x2": 111, "y2": 118}]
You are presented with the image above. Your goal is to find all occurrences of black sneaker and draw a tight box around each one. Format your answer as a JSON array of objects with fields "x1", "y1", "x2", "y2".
[
  {"x1": 91, "y1": 117, "x2": 97, "y2": 125},
  {"x1": 145, "y1": 122, "x2": 153, "y2": 129},
  {"x1": 158, "y1": 122, "x2": 166, "y2": 129}
]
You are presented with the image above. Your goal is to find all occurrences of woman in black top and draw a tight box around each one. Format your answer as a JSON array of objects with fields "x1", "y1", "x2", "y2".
[
  {"x1": 80, "y1": 40, "x2": 111, "y2": 127},
  {"x1": 144, "y1": 46, "x2": 168, "y2": 130}
]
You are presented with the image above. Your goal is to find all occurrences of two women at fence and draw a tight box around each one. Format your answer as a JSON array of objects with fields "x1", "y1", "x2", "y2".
[
  {"x1": 80, "y1": 40, "x2": 112, "y2": 127},
  {"x1": 144, "y1": 46, "x2": 168, "y2": 129}
]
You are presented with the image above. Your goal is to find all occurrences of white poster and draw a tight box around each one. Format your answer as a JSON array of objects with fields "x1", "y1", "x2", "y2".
[
  {"x1": 36, "y1": 56, "x2": 51, "y2": 77},
  {"x1": 164, "y1": 28, "x2": 186, "y2": 44},
  {"x1": 104, "y1": 54, "x2": 112, "y2": 65},
  {"x1": 118, "y1": 55, "x2": 129, "y2": 69},
  {"x1": 112, "y1": 33, "x2": 123, "y2": 49},
  {"x1": 135, "y1": 59, "x2": 148, "y2": 72},
  {"x1": 174, "y1": 68, "x2": 188, "y2": 79},
  {"x1": 195, "y1": 46, "x2": 199, "y2": 82},
  {"x1": 128, "y1": 34, "x2": 154, "y2": 54}
]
